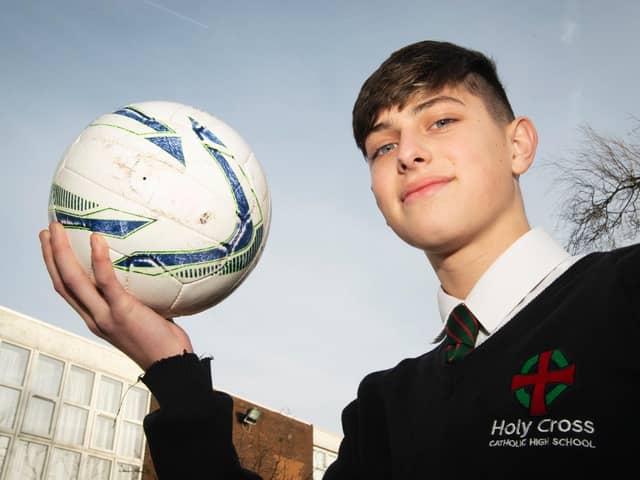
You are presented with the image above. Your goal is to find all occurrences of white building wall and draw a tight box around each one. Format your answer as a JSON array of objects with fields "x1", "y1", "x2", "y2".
[
  {"x1": 0, "y1": 305, "x2": 150, "y2": 480},
  {"x1": 312, "y1": 426, "x2": 342, "y2": 480},
  {"x1": 1, "y1": 305, "x2": 347, "y2": 479}
]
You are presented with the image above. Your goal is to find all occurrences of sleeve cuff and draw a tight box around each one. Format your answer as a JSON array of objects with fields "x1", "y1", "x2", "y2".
[{"x1": 141, "y1": 352, "x2": 214, "y2": 407}]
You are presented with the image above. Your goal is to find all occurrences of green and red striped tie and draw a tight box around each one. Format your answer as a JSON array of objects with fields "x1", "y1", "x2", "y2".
[{"x1": 444, "y1": 303, "x2": 480, "y2": 363}]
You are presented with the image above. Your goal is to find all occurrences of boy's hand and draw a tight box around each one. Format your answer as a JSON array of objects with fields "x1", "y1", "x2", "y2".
[{"x1": 39, "y1": 221, "x2": 193, "y2": 371}]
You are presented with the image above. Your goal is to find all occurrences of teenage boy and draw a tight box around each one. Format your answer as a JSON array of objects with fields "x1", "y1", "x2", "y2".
[{"x1": 40, "y1": 40, "x2": 639, "y2": 478}]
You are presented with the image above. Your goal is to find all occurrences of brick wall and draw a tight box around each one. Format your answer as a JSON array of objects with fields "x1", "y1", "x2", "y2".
[{"x1": 142, "y1": 394, "x2": 313, "y2": 479}]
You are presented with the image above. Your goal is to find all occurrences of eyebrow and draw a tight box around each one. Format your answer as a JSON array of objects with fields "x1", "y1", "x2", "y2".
[{"x1": 369, "y1": 95, "x2": 466, "y2": 134}]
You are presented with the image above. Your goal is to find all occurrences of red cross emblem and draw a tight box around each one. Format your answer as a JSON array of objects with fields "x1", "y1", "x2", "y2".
[{"x1": 511, "y1": 349, "x2": 575, "y2": 415}]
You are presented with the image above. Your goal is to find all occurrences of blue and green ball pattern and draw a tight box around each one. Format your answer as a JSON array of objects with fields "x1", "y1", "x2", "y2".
[{"x1": 48, "y1": 107, "x2": 266, "y2": 283}]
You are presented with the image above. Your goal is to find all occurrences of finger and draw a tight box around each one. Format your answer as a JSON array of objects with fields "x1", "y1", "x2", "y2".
[
  {"x1": 49, "y1": 222, "x2": 110, "y2": 323},
  {"x1": 90, "y1": 232, "x2": 177, "y2": 358},
  {"x1": 90, "y1": 233, "x2": 134, "y2": 312},
  {"x1": 39, "y1": 227, "x2": 93, "y2": 323}
]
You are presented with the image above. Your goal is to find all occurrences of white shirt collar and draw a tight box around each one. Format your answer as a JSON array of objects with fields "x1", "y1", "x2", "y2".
[{"x1": 437, "y1": 227, "x2": 570, "y2": 334}]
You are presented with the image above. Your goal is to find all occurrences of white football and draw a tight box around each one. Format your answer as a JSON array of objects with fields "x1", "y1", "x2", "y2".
[{"x1": 48, "y1": 101, "x2": 271, "y2": 317}]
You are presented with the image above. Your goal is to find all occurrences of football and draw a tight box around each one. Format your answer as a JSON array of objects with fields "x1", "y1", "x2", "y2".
[{"x1": 48, "y1": 101, "x2": 271, "y2": 317}]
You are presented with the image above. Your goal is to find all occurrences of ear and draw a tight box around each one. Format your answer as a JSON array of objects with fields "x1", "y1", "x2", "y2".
[{"x1": 508, "y1": 116, "x2": 538, "y2": 176}]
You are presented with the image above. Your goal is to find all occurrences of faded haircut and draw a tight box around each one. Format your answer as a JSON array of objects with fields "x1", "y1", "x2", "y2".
[{"x1": 352, "y1": 40, "x2": 515, "y2": 157}]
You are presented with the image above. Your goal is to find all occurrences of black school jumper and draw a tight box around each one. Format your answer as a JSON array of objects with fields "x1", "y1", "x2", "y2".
[{"x1": 142, "y1": 243, "x2": 640, "y2": 479}]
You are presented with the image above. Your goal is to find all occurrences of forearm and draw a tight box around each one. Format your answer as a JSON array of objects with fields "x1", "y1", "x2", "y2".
[{"x1": 141, "y1": 352, "x2": 261, "y2": 479}]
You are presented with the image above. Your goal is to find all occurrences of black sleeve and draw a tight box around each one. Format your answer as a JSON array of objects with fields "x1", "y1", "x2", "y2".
[
  {"x1": 322, "y1": 372, "x2": 391, "y2": 480},
  {"x1": 141, "y1": 352, "x2": 262, "y2": 480},
  {"x1": 322, "y1": 400, "x2": 359, "y2": 479}
]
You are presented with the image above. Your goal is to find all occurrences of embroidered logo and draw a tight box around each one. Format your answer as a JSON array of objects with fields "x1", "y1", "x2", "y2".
[{"x1": 511, "y1": 349, "x2": 575, "y2": 416}]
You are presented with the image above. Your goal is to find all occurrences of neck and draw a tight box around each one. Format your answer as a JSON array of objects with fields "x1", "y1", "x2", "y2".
[{"x1": 427, "y1": 218, "x2": 531, "y2": 299}]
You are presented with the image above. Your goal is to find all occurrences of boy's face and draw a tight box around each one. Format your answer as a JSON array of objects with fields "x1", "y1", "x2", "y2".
[{"x1": 364, "y1": 86, "x2": 523, "y2": 256}]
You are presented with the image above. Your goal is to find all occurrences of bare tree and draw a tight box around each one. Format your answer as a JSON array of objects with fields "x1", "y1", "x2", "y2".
[
  {"x1": 555, "y1": 120, "x2": 640, "y2": 254},
  {"x1": 235, "y1": 420, "x2": 313, "y2": 480}
]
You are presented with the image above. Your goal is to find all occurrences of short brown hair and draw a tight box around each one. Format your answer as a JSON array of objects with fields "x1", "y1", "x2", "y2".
[{"x1": 352, "y1": 40, "x2": 515, "y2": 156}]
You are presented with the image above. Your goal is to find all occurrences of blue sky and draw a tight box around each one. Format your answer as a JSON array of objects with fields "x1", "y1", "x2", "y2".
[{"x1": 1, "y1": 0, "x2": 639, "y2": 434}]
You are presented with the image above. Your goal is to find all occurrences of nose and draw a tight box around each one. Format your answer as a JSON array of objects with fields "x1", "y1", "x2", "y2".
[{"x1": 396, "y1": 131, "x2": 430, "y2": 172}]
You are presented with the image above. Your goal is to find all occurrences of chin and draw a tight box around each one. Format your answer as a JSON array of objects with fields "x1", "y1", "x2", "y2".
[
  {"x1": 398, "y1": 234, "x2": 455, "y2": 254},
  {"x1": 399, "y1": 227, "x2": 463, "y2": 255}
]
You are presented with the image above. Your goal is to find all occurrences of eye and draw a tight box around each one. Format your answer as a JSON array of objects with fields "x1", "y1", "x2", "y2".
[
  {"x1": 432, "y1": 118, "x2": 455, "y2": 129},
  {"x1": 370, "y1": 143, "x2": 397, "y2": 161}
]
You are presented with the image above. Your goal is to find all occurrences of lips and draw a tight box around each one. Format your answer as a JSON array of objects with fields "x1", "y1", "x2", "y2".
[{"x1": 402, "y1": 176, "x2": 452, "y2": 202}]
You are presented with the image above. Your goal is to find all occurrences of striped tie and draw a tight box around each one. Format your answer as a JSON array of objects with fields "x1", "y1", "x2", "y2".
[{"x1": 444, "y1": 303, "x2": 480, "y2": 363}]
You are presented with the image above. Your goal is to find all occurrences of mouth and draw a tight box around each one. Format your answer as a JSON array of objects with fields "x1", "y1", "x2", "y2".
[{"x1": 402, "y1": 177, "x2": 452, "y2": 203}]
